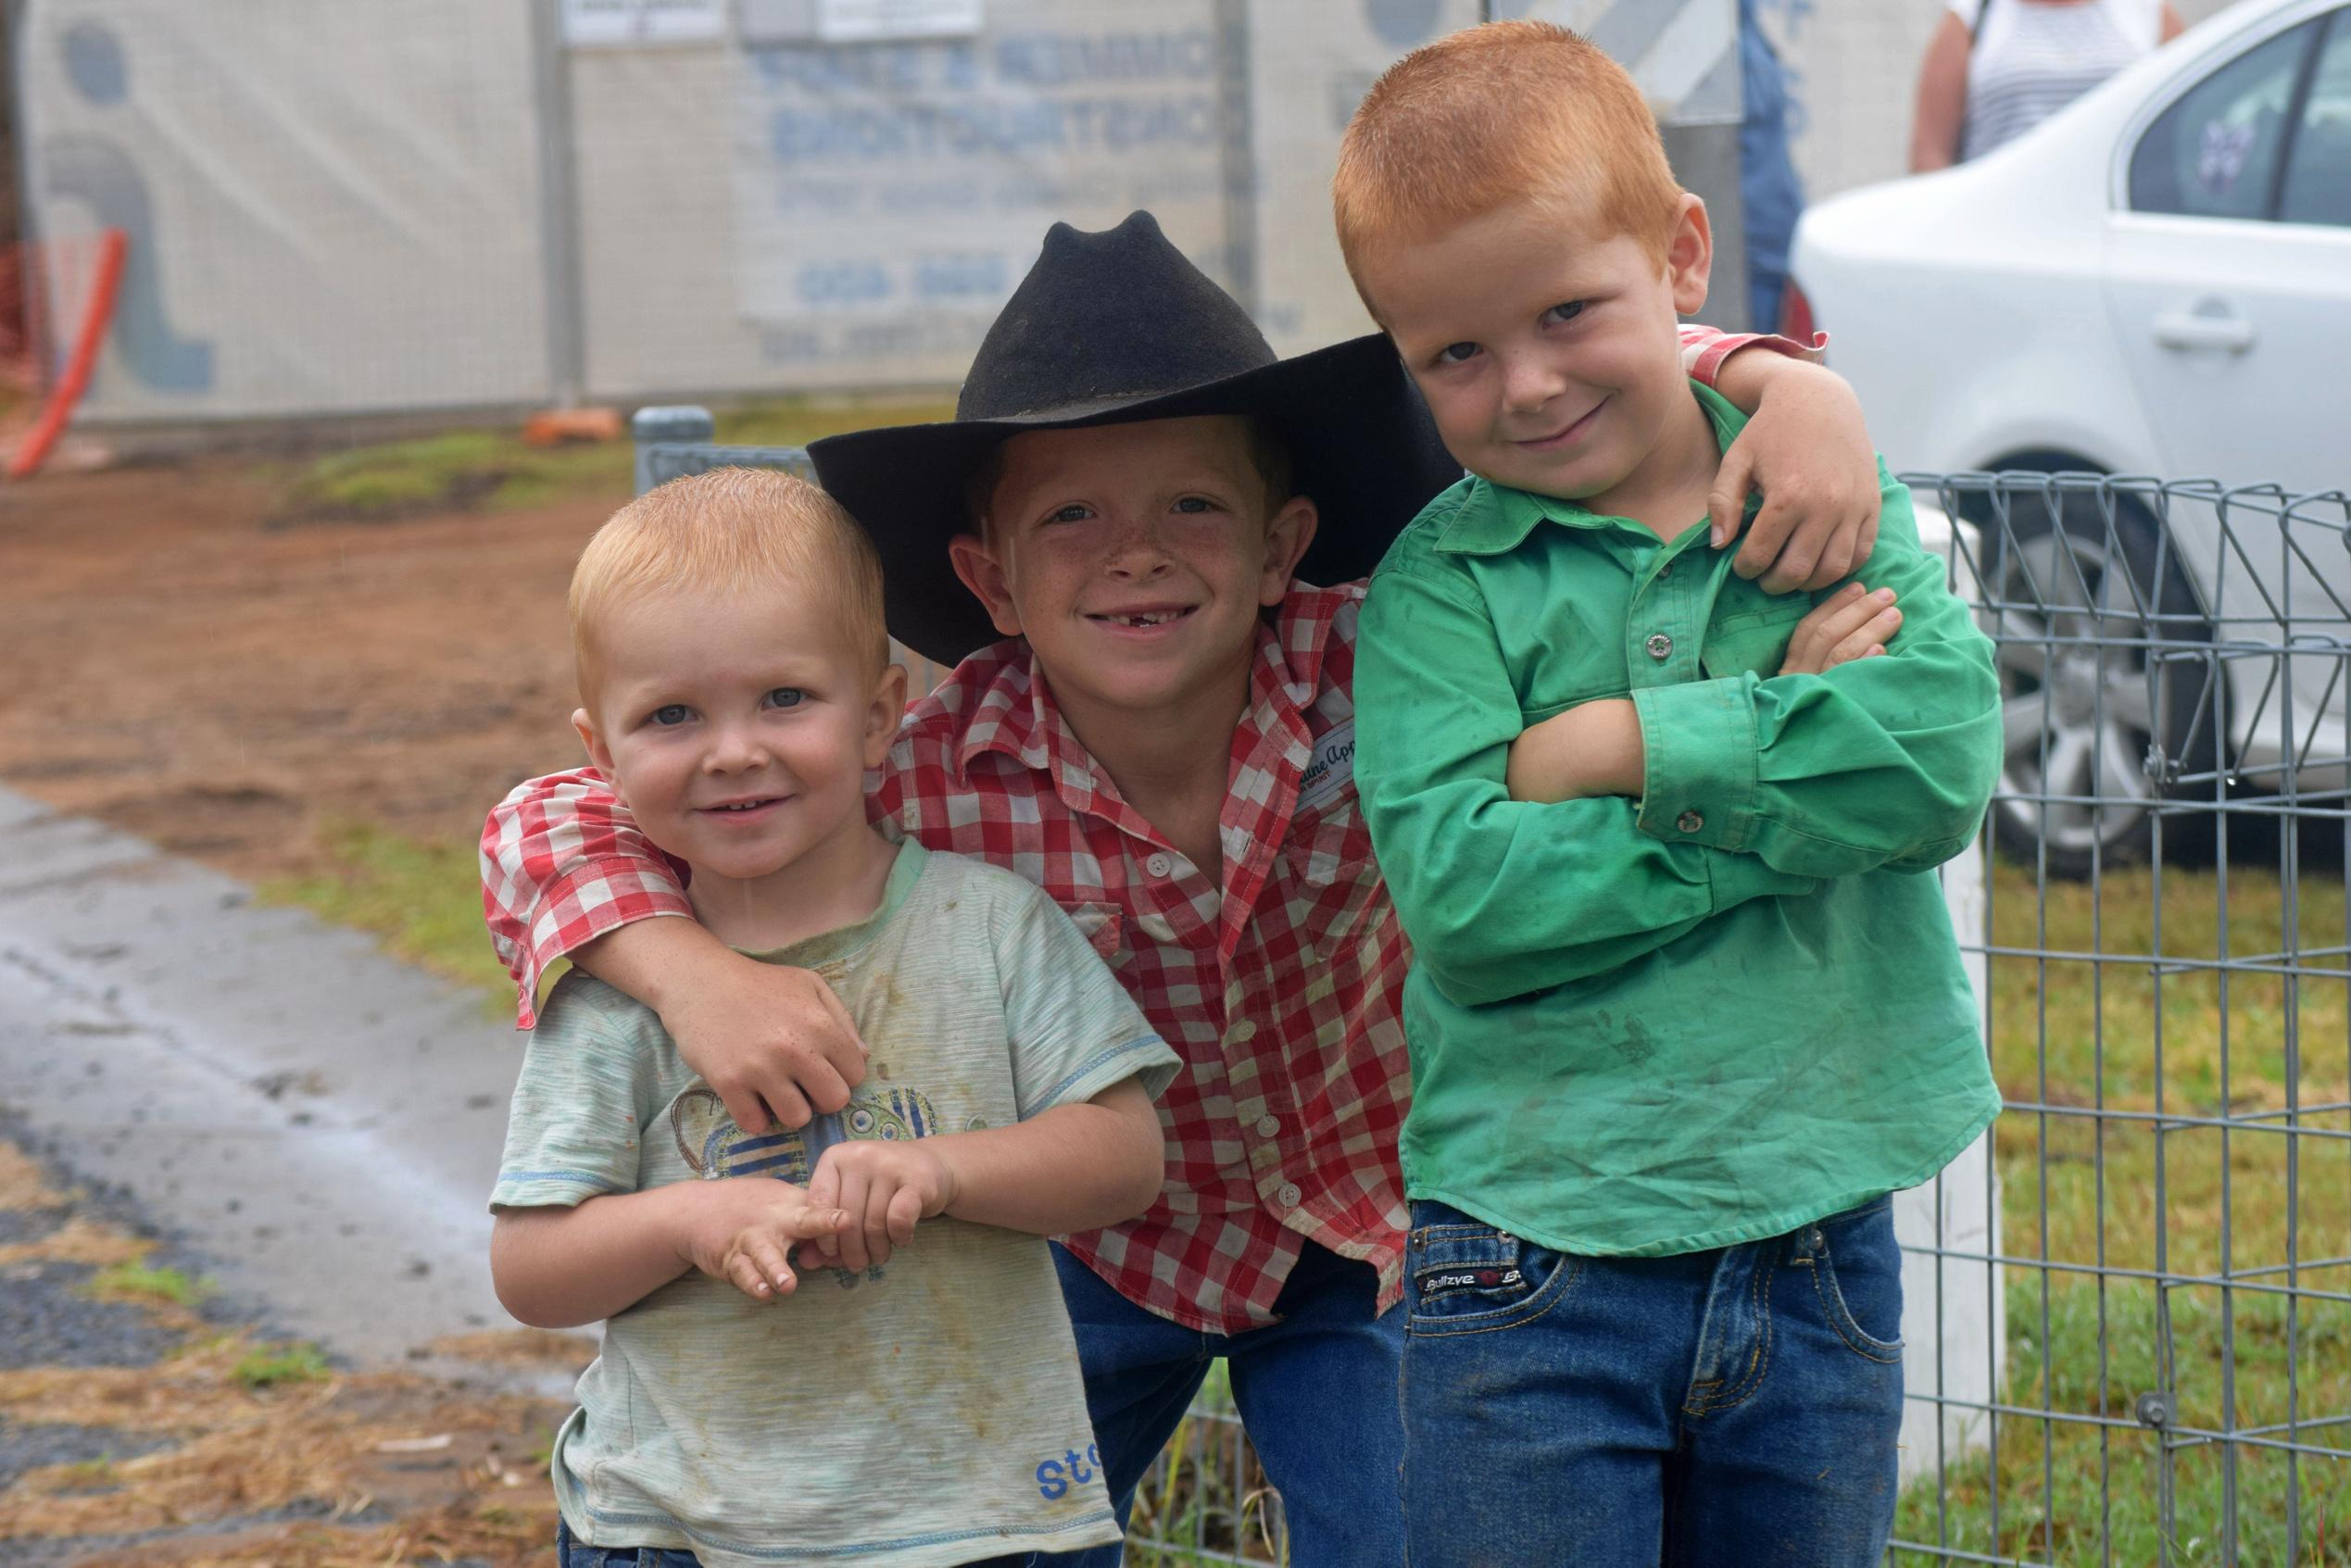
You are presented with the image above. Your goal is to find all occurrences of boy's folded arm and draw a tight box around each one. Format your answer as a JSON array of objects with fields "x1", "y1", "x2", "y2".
[
  {"x1": 490, "y1": 1185, "x2": 710, "y2": 1328},
  {"x1": 935, "y1": 1077, "x2": 1166, "y2": 1236},
  {"x1": 492, "y1": 1180, "x2": 853, "y2": 1326},
  {"x1": 481, "y1": 769, "x2": 868, "y2": 1131},
  {"x1": 1356, "y1": 560, "x2": 1817, "y2": 1010},
  {"x1": 481, "y1": 768, "x2": 692, "y2": 1026},
  {"x1": 1632, "y1": 474, "x2": 2005, "y2": 879}
]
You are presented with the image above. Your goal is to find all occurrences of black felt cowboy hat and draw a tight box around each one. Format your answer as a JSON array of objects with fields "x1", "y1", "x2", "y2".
[{"x1": 806, "y1": 210, "x2": 1462, "y2": 667}]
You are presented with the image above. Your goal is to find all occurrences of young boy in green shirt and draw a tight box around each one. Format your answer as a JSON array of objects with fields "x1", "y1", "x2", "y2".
[{"x1": 1339, "y1": 23, "x2": 2005, "y2": 1565}]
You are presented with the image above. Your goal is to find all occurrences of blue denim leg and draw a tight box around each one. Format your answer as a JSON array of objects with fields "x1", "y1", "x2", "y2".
[
  {"x1": 1223, "y1": 1242, "x2": 1406, "y2": 1568},
  {"x1": 1032, "y1": 1243, "x2": 1220, "y2": 1568},
  {"x1": 1662, "y1": 1196, "x2": 1906, "y2": 1568},
  {"x1": 555, "y1": 1516, "x2": 704, "y2": 1566},
  {"x1": 1034, "y1": 1241, "x2": 1405, "y2": 1568},
  {"x1": 1398, "y1": 1196, "x2": 1907, "y2": 1568},
  {"x1": 1399, "y1": 1198, "x2": 1695, "y2": 1567}
]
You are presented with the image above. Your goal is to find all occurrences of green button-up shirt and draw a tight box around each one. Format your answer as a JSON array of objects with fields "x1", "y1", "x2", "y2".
[{"x1": 1355, "y1": 383, "x2": 2004, "y2": 1256}]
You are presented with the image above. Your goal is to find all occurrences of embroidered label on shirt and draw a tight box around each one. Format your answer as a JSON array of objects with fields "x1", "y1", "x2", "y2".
[{"x1": 1296, "y1": 720, "x2": 1356, "y2": 813}]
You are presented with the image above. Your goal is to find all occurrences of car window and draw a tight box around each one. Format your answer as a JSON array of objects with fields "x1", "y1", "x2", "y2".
[
  {"x1": 2281, "y1": 13, "x2": 2351, "y2": 225},
  {"x1": 2128, "y1": 17, "x2": 2320, "y2": 220}
]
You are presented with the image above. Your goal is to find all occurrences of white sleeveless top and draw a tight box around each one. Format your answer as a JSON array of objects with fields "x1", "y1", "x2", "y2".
[{"x1": 1951, "y1": 0, "x2": 2165, "y2": 161}]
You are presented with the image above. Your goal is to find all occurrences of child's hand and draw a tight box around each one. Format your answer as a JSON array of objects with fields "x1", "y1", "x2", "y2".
[
  {"x1": 677, "y1": 1176, "x2": 852, "y2": 1304},
  {"x1": 1779, "y1": 583, "x2": 1903, "y2": 676},
  {"x1": 805, "y1": 1141, "x2": 960, "y2": 1272},
  {"x1": 1708, "y1": 361, "x2": 1883, "y2": 595}
]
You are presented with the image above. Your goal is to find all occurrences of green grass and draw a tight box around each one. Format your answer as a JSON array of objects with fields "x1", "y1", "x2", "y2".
[
  {"x1": 1894, "y1": 859, "x2": 2351, "y2": 1564},
  {"x1": 270, "y1": 394, "x2": 957, "y2": 523},
  {"x1": 84, "y1": 1261, "x2": 212, "y2": 1309},
  {"x1": 259, "y1": 822, "x2": 520, "y2": 1011},
  {"x1": 233, "y1": 1341, "x2": 333, "y2": 1389}
]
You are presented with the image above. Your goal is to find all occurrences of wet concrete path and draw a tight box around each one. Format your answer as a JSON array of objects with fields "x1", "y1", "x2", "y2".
[{"x1": 0, "y1": 787, "x2": 526, "y2": 1367}]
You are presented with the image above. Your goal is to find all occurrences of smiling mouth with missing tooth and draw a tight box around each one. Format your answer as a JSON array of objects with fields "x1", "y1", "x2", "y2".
[{"x1": 1090, "y1": 607, "x2": 1198, "y2": 629}]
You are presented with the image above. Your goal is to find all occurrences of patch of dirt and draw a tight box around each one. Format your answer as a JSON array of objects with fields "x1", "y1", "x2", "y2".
[
  {"x1": 0, "y1": 1126, "x2": 570, "y2": 1566},
  {"x1": 0, "y1": 456, "x2": 606, "y2": 883}
]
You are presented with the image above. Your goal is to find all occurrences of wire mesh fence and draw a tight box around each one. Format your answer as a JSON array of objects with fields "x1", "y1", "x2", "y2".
[{"x1": 632, "y1": 421, "x2": 2351, "y2": 1563}]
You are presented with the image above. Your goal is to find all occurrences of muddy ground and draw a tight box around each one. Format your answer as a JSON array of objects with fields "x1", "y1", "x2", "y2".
[{"x1": 0, "y1": 456, "x2": 605, "y2": 885}]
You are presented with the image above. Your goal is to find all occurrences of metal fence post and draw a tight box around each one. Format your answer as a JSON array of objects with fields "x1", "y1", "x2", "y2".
[
  {"x1": 632, "y1": 404, "x2": 715, "y2": 494},
  {"x1": 528, "y1": 0, "x2": 587, "y2": 408}
]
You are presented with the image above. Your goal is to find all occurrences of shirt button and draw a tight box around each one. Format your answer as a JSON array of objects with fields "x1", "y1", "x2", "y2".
[
  {"x1": 1255, "y1": 1114, "x2": 1279, "y2": 1137},
  {"x1": 1229, "y1": 1020, "x2": 1258, "y2": 1044},
  {"x1": 1276, "y1": 1182, "x2": 1302, "y2": 1209},
  {"x1": 1137, "y1": 912, "x2": 1176, "y2": 943},
  {"x1": 1677, "y1": 809, "x2": 1704, "y2": 834},
  {"x1": 1144, "y1": 852, "x2": 1173, "y2": 878},
  {"x1": 1646, "y1": 633, "x2": 1673, "y2": 660},
  {"x1": 1658, "y1": 562, "x2": 1674, "y2": 580}
]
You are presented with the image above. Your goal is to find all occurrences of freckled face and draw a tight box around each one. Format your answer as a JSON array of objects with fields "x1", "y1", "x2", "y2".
[
  {"x1": 1359, "y1": 192, "x2": 1711, "y2": 509},
  {"x1": 949, "y1": 417, "x2": 1318, "y2": 719}
]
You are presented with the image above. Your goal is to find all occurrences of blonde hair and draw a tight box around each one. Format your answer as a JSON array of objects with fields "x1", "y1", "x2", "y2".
[
  {"x1": 569, "y1": 467, "x2": 888, "y2": 706},
  {"x1": 1332, "y1": 20, "x2": 1684, "y2": 310}
]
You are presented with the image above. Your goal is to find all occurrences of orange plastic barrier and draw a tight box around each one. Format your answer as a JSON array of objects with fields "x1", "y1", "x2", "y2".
[{"x1": 7, "y1": 229, "x2": 127, "y2": 481}]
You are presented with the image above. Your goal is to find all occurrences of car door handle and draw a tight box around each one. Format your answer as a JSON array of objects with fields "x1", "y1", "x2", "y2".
[{"x1": 2152, "y1": 307, "x2": 2255, "y2": 353}]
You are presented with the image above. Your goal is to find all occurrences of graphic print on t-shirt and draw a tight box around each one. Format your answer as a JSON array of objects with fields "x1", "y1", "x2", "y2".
[{"x1": 667, "y1": 1081, "x2": 983, "y2": 1286}]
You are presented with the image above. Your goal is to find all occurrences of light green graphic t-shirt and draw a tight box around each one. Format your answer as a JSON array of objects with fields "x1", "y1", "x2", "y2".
[{"x1": 493, "y1": 842, "x2": 1179, "y2": 1568}]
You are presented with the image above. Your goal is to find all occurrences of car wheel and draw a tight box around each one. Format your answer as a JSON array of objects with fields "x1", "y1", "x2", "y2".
[{"x1": 1981, "y1": 485, "x2": 2213, "y2": 878}]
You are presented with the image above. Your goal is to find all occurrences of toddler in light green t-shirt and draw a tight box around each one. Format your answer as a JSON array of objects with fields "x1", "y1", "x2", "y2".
[{"x1": 489, "y1": 468, "x2": 1177, "y2": 1568}]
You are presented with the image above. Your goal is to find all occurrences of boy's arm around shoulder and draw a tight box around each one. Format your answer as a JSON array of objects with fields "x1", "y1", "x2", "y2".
[
  {"x1": 481, "y1": 768, "x2": 691, "y2": 1025},
  {"x1": 1353, "y1": 532, "x2": 1821, "y2": 1011},
  {"x1": 1633, "y1": 467, "x2": 2004, "y2": 880},
  {"x1": 487, "y1": 979, "x2": 851, "y2": 1323},
  {"x1": 482, "y1": 767, "x2": 870, "y2": 1135}
]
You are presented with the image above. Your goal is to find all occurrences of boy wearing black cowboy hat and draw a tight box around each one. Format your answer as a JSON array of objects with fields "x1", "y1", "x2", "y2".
[{"x1": 482, "y1": 210, "x2": 1880, "y2": 1562}]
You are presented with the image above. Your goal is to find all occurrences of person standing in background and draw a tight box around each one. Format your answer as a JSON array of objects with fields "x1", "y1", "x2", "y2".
[
  {"x1": 1740, "y1": 0, "x2": 1807, "y2": 335},
  {"x1": 1912, "y1": 0, "x2": 2185, "y2": 171}
]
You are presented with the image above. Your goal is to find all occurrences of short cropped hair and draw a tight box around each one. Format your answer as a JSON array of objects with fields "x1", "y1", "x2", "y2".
[
  {"x1": 569, "y1": 467, "x2": 888, "y2": 707},
  {"x1": 1331, "y1": 21, "x2": 1684, "y2": 309},
  {"x1": 962, "y1": 415, "x2": 1295, "y2": 533}
]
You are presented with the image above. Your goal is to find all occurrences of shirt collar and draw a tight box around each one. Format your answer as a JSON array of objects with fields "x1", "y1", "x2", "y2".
[{"x1": 1436, "y1": 381, "x2": 1751, "y2": 557}]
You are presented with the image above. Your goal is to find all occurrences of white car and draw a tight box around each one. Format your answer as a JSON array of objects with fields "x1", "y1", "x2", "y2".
[{"x1": 1789, "y1": 0, "x2": 2351, "y2": 873}]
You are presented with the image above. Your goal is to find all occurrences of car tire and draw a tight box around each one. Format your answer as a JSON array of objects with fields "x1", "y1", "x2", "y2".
[{"x1": 1976, "y1": 481, "x2": 2215, "y2": 879}]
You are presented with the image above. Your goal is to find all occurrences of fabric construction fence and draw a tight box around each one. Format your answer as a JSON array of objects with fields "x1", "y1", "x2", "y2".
[{"x1": 11, "y1": 0, "x2": 1781, "y2": 424}]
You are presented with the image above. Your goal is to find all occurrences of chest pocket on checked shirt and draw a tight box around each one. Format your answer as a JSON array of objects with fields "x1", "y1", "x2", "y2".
[
  {"x1": 1280, "y1": 803, "x2": 1379, "y2": 958},
  {"x1": 1063, "y1": 903, "x2": 1127, "y2": 969}
]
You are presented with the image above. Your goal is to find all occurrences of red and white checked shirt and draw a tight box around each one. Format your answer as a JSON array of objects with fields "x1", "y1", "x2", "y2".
[{"x1": 478, "y1": 327, "x2": 1815, "y2": 1334}]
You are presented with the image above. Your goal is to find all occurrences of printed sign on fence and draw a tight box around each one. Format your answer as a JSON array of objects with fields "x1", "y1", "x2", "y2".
[
  {"x1": 817, "y1": 0, "x2": 986, "y2": 43},
  {"x1": 563, "y1": 0, "x2": 727, "y2": 47},
  {"x1": 730, "y1": 0, "x2": 1228, "y2": 368}
]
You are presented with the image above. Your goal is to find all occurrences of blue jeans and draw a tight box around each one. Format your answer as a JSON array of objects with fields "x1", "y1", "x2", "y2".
[
  {"x1": 557, "y1": 1518, "x2": 702, "y2": 1567},
  {"x1": 1399, "y1": 1194, "x2": 1906, "y2": 1568},
  {"x1": 557, "y1": 1517, "x2": 1024, "y2": 1566},
  {"x1": 1035, "y1": 1239, "x2": 1406, "y2": 1568}
]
